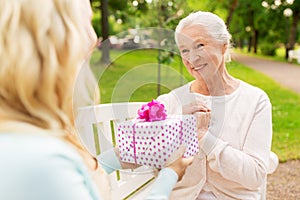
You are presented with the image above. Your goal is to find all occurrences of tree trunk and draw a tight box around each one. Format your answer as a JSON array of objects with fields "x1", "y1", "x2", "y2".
[
  {"x1": 253, "y1": 29, "x2": 258, "y2": 54},
  {"x1": 289, "y1": 9, "x2": 300, "y2": 50},
  {"x1": 226, "y1": 0, "x2": 238, "y2": 26},
  {"x1": 285, "y1": 46, "x2": 292, "y2": 60},
  {"x1": 100, "y1": 0, "x2": 110, "y2": 64},
  {"x1": 239, "y1": 38, "x2": 243, "y2": 49},
  {"x1": 156, "y1": 2, "x2": 166, "y2": 97},
  {"x1": 247, "y1": 7, "x2": 255, "y2": 53},
  {"x1": 247, "y1": 36, "x2": 252, "y2": 53}
]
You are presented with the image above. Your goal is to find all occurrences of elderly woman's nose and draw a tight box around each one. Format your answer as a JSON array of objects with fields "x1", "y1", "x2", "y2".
[{"x1": 189, "y1": 51, "x2": 200, "y2": 63}]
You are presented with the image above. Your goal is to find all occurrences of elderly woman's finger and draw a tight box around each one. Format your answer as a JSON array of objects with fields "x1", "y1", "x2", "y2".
[
  {"x1": 195, "y1": 111, "x2": 211, "y2": 129},
  {"x1": 182, "y1": 102, "x2": 210, "y2": 114},
  {"x1": 197, "y1": 128, "x2": 207, "y2": 140},
  {"x1": 192, "y1": 104, "x2": 210, "y2": 112}
]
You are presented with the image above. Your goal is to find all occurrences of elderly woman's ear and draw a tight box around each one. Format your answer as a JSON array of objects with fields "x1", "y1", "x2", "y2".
[{"x1": 222, "y1": 44, "x2": 228, "y2": 54}]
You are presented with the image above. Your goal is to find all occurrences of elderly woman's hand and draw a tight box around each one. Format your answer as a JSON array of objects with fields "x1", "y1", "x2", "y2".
[
  {"x1": 194, "y1": 111, "x2": 211, "y2": 140},
  {"x1": 182, "y1": 101, "x2": 210, "y2": 115},
  {"x1": 182, "y1": 101, "x2": 211, "y2": 140}
]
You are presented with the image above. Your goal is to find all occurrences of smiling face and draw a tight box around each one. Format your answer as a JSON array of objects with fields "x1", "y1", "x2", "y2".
[{"x1": 177, "y1": 24, "x2": 226, "y2": 81}]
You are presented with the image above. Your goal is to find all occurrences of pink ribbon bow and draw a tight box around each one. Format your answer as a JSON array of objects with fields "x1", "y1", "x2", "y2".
[{"x1": 137, "y1": 99, "x2": 167, "y2": 122}]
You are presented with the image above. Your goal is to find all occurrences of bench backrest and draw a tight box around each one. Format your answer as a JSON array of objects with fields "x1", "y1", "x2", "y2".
[
  {"x1": 288, "y1": 49, "x2": 300, "y2": 63},
  {"x1": 75, "y1": 102, "x2": 155, "y2": 200}
]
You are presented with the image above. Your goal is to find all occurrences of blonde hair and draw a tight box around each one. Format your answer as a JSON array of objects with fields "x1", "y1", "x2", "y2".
[
  {"x1": 0, "y1": 0, "x2": 98, "y2": 149},
  {"x1": 73, "y1": 60, "x2": 100, "y2": 112}
]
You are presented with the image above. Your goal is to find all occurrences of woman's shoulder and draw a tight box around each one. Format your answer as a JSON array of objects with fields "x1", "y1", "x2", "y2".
[
  {"x1": 239, "y1": 80, "x2": 270, "y2": 100},
  {"x1": 1, "y1": 133, "x2": 77, "y2": 153},
  {"x1": 0, "y1": 134, "x2": 84, "y2": 168},
  {"x1": 172, "y1": 82, "x2": 191, "y2": 94},
  {"x1": 157, "y1": 82, "x2": 190, "y2": 104},
  {"x1": 158, "y1": 82, "x2": 190, "y2": 99}
]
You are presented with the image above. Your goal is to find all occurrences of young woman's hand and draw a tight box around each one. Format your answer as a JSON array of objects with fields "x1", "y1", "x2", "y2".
[{"x1": 167, "y1": 156, "x2": 194, "y2": 181}]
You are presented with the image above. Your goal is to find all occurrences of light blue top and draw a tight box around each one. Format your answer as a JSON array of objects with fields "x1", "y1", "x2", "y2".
[{"x1": 0, "y1": 134, "x2": 177, "y2": 200}]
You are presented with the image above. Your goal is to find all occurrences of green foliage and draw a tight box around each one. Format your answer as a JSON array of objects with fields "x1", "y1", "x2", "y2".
[
  {"x1": 186, "y1": 0, "x2": 227, "y2": 18},
  {"x1": 255, "y1": 0, "x2": 300, "y2": 48},
  {"x1": 91, "y1": 0, "x2": 300, "y2": 55},
  {"x1": 260, "y1": 43, "x2": 277, "y2": 56},
  {"x1": 108, "y1": 0, "x2": 127, "y2": 11},
  {"x1": 157, "y1": 50, "x2": 174, "y2": 65},
  {"x1": 91, "y1": 12, "x2": 101, "y2": 37}
]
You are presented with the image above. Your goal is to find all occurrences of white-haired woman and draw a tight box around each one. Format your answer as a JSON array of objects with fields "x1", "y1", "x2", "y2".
[
  {"x1": 0, "y1": 0, "x2": 193, "y2": 200},
  {"x1": 157, "y1": 11, "x2": 273, "y2": 199}
]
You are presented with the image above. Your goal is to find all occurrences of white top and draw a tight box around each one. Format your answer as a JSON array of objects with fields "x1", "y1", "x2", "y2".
[{"x1": 157, "y1": 80, "x2": 273, "y2": 200}]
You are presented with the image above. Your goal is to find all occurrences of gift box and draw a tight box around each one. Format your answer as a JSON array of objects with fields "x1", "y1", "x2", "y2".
[{"x1": 116, "y1": 115, "x2": 199, "y2": 168}]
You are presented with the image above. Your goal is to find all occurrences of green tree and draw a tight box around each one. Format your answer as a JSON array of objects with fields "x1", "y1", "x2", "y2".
[
  {"x1": 155, "y1": 0, "x2": 187, "y2": 95},
  {"x1": 259, "y1": 0, "x2": 300, "y2": 58},
  {"x1": 229, "y1": 0, "x2": 280, "y2": 54},
  {"x1": 289, "y1": 0, "x2": 300, "y2": 51},
  {"x1": 91, "y1": 0, "x2": 151, "y2": 64},
  {"x1": 115, "y1": 0, "x2": 188, "y2": 96}
]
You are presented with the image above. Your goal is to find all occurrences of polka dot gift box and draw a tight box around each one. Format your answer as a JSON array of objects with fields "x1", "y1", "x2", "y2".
[{"x1": 116, "y1": 100, "x2": 198, "y2": 169}]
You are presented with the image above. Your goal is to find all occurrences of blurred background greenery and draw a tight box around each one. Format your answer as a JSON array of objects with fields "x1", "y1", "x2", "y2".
[{"x1": 90, "y1": 0, "x2": 300, "y2": 63}]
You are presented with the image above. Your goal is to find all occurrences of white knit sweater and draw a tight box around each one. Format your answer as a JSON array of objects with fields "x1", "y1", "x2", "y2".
[{"x1": 157, "y1": 80, "x2": 273, "y2": 200}]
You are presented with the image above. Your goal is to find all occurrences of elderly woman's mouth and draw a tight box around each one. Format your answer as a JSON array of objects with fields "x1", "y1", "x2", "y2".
[{"x1": 193, "y1": 63, "x2": 208, "y2": 70}]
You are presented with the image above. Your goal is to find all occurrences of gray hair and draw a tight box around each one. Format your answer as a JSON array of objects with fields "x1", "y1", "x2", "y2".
[{"x1": 175, "y1": 11, "x2": 232, "y2": 62}]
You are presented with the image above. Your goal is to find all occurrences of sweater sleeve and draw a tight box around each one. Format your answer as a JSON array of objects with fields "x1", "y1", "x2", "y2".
[
  {"x1": 97, "y1": 148, "x2": 122, "y2": 174},
  {"x1": 199, "y1": 96, "x2": 272, "y2": 189},
  {"x1": 97, "y1": 149, "x2": 178, "y2": 199},
  {"x1": 97, "y1": 149, "x2": 179, "y2": 199},
  {"x1": 157, "y1": 93, "x2": 182, "y2": 114},
  {"x1": 145, "y1": 168, "x2": 178, "y2": 200}
]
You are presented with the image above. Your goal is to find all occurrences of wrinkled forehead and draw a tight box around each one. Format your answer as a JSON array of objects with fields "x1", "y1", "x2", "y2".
[{"x1": 175, "y1": 24, "x2": 212, "y2": 46}]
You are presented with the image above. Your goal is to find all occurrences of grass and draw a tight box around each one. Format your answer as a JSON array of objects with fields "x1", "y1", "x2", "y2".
[
  {"x1": 90, "y1": 49, "x2": 192, "y2": 103},
  {"x1": 90, "y1": 49, "x2": 300, "y2": 162}
]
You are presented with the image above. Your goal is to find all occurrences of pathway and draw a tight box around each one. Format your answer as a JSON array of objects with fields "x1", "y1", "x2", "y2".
[{"x1": 232, "y1": 52, "x2": 300, "y2": 94}]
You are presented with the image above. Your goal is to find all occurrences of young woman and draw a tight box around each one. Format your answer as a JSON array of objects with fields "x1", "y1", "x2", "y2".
[{"x1": 0, "y1": 0, "x2": 193, "y2": 199}]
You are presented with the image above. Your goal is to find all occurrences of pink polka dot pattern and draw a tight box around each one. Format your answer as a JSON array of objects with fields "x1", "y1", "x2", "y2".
[{"x1": 116, "y1": 115, "x2": 198, "y2": 169}]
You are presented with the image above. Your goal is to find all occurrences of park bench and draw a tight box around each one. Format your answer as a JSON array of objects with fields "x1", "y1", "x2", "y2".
[
  {"x1": 75, "y1": 102, "x2": 154, "y2": 199},
  {"x1": 75, "y1": 102, "x2": 279, "y2": 200},
  {"x1": 288, "y1": 49, "x2": 300, "y2": 63}
]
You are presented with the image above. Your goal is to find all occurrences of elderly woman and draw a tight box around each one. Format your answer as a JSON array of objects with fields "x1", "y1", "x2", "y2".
[
  {"x1": 0, "y1": 0, "x2": 193, "y2": 200},
  {"x1": 157, "y1": 11, "x2": 273, "y2": 199}
]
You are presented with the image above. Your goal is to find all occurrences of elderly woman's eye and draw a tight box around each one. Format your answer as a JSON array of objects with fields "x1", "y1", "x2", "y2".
[
  {"x1": 181, "y1": 49, "x2": 189, "y2": 53},
  {"x1": 197, "y1": 43, "x2": 204, "y2": 48}
]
